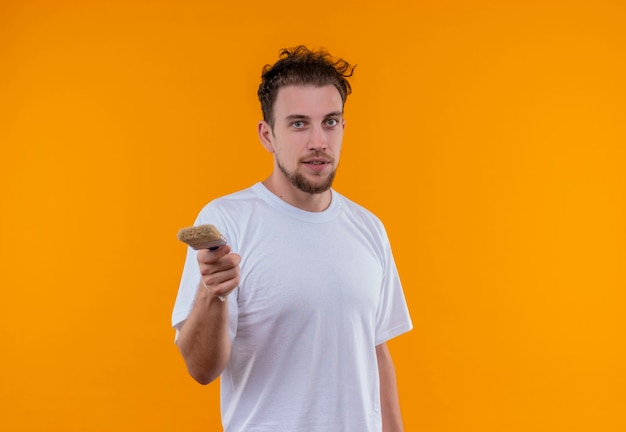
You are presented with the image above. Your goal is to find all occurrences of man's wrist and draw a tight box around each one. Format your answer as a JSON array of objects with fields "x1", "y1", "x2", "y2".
[{"x1": 200, "y1": 279, "x2": 227, "y2": 302}]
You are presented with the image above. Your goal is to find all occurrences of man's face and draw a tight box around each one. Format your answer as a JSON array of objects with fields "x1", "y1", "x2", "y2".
[{"x1": 259, "y1": 85, "x2": 345, "y2": 195}]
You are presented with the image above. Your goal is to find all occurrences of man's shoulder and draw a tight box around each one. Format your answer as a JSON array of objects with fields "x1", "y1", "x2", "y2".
[
  {"x1": 191, "y1": 184, "x2": 261, "y2": 222},
  {"x1": 333, "y1": 190, "x2": 389, "y2": 241},
  {"x1": 334, "y1": 190, "x2": 381, "y2": 222},
  {"x1": 216, "y1": 184, "x2": 259, "y2": 201},
  {"x1": 203, "y1": 183, "x2": 261, "y2": 207}
]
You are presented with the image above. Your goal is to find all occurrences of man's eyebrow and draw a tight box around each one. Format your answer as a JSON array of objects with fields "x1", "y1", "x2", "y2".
[
  {"x1": 285, "y1": 114, "x2": 310, "y2": 121},
  {"x1": 284, "y1": 112, "x2": 343, "y2": 121}
]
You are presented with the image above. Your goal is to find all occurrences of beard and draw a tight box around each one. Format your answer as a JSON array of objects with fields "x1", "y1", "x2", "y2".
[{"x1": 276, "y1": 157, "x2": 337, "y2": 194}]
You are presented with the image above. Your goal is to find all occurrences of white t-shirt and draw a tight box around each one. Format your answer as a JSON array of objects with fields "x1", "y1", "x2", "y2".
[{"x1": 172, "y1": 183, "x2": 412, "y2": 432}]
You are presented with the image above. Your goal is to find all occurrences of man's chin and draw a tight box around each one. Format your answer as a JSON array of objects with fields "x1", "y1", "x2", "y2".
[
  {"x1": 277, "y1": 160, "x2": 336, "y2": 194},
  {"x1": 295, "y1": 181, "x2": 332, "y2": 195},
  {"x1": 291, "y1": 174, "x2": 335, "y2": 195}
]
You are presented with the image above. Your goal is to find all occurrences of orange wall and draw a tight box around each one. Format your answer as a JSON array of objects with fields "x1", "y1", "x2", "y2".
[{"x1": 1, "y1": 1, "x2": 625, "y2": 431}]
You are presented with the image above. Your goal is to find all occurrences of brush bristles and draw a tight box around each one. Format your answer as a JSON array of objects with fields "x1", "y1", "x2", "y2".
[{"x1": 177, "y1": 224, "x2": 227, "y2": 250}]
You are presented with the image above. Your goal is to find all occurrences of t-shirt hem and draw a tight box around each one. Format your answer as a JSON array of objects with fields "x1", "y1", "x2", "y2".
[
  {"x1": 172, "y1": 309, "x2": 191, "y2": 329},
  {"x1": 375, "y1": 323, "x2": 413, "y2": 346}
]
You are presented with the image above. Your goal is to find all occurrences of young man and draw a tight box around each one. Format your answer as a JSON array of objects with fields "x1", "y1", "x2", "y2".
[{"x1": 172, "y1": 46, "x2": 412, "y2": 432}]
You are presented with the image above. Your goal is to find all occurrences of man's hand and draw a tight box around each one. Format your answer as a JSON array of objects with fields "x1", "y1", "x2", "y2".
[{"x1": 197, "y1": 245, "x2": 241, "y2": 300}]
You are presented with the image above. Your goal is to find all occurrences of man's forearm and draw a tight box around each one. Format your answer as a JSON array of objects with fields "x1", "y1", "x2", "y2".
[
  {"x1": 176, "y1": 285, "x2": 231, "y2": 385},
  {"x1": 376, "y1": 343, "x2": 404, "y2": 432}
]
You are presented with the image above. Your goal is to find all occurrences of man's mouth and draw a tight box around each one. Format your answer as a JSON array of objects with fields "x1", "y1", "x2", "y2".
[
  {"x1": 302, "y1": 156, "x2": 332, "y2": 164},
  {"x1": 302, "y1": 158, "x2": 332, "y2": 172}
]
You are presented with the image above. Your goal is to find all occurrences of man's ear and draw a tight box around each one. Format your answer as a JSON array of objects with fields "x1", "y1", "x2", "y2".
[{"x1": 257, "y1": 120, "x2": 274, "y2": 153}]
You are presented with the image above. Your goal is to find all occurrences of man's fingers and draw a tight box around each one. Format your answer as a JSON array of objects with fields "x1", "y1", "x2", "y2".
[
  {"x1": 202, "y1": 263, "x2": 240, "y2": 287},
  {"x1": 197, "y1": 245, "x2": 231, "y2": 263},
  {"x1": 197, "y1": 248, "x2": 241, "y2": 295}
]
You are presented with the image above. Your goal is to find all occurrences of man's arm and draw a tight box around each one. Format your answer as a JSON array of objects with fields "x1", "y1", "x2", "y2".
[
  {"x1": 175, "y1": 245, "x2": 240, "y2": 385},
  {"x1": 376, "y1": 342, "x2": 404, "y2": 432}
]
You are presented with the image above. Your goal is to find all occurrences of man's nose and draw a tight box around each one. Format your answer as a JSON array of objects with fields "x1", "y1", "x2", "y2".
[{"x1": 308, "y1": 125, "x2": 328, "y2": 151}]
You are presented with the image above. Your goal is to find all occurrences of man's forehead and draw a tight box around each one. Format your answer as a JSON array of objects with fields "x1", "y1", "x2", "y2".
[
  {"x1": 274, "y1": 84, "x2": 343, "y2": 115},
  {"x1": 276, "y1": 83, "x2": 339, "y2": 92}
]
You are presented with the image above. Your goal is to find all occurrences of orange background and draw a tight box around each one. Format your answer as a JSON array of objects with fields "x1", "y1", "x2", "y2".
[{"x1": 1, "y1": 1, "x2": 625, "y2": 431}]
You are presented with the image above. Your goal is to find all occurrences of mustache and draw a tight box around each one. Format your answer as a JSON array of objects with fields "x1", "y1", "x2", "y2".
[{"x1": 300, "y1": 151, "x2": 334, "y2": 163}]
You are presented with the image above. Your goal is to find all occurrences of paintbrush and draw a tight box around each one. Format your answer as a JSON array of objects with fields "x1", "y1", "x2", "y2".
[
  {"x1": 176, "y1": 224, "x2": 229, "y2": 302},
  {"x1": 177, "y1": 224, "x2": 227, "y2": 250}
]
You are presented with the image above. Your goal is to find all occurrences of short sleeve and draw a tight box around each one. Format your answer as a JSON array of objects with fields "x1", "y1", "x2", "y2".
[{"x1": 374, "y1": 233, "x2": 412, "y2": 345}]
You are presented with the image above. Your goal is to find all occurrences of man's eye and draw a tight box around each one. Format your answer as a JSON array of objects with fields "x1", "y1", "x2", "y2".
[
  {"x1": 292, "y1": 121, "x2": 304, "y2": 128},
  {"x1": 326, "y1": 119, "x2": 338, "y2": 126}
]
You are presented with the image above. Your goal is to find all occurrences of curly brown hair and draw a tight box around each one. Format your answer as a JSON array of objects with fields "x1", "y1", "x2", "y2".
[{"x1": 258, "y1": 45, "x2": 355, "y2": 128}]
